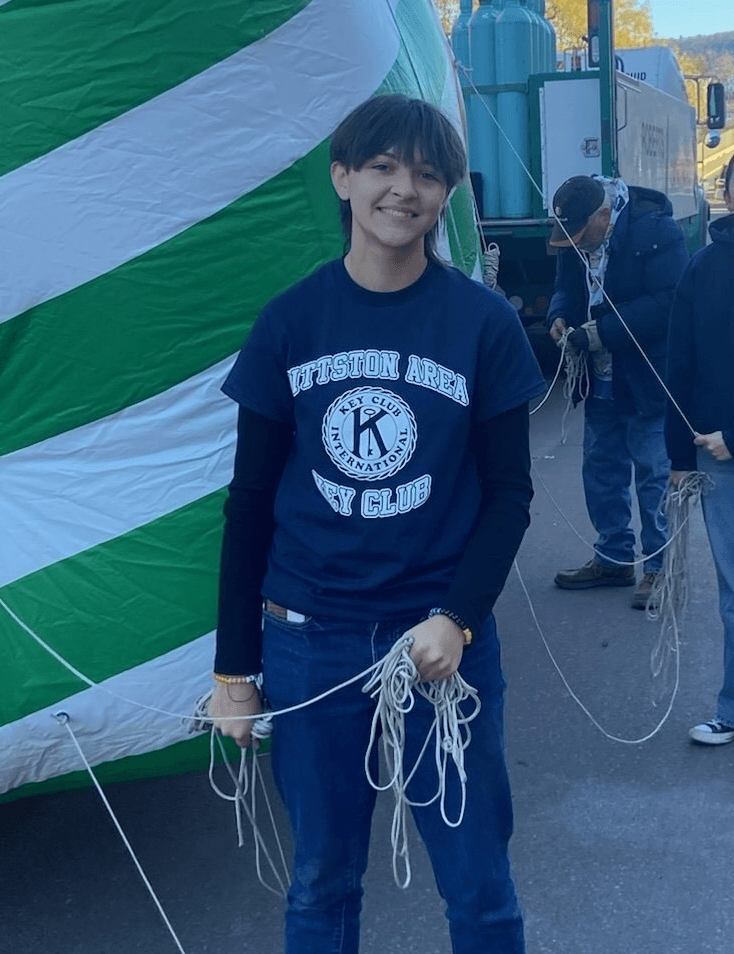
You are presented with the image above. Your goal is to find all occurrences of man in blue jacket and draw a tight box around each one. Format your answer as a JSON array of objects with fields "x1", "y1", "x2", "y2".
[{"x1": 546, "y1": 175, "x2": 688, "y2": 608}]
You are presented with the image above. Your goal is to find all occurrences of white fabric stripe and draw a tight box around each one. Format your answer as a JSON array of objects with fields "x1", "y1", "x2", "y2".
[
  {"x1": 0, "y1": 0, "x2": 401, "y2": 322},
  {"x1": 0, "y1": 358, "x2": 237, "y2": 589},
  {"x1": 0, "y1": 633, "x2": 214, "y2": 795}
]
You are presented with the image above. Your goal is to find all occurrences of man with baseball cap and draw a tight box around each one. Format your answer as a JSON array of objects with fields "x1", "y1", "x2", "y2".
[{"x1": 545, "y1": 174, "x2": 688, "y2": 609}]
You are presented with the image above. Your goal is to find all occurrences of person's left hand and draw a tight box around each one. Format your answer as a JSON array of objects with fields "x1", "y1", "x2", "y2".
[
  {"x1": 567, "y1": 327, "x2": 590, "y2": 353},
  {"x1": 405, "y1": 615, "x2": 465, "y2": 682},
  {"x1": 694, "y1": 431, "x2": 732, "y2": 461}
]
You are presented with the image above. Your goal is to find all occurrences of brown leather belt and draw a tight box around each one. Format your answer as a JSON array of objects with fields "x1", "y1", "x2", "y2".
[{"x1": 264, "y1": 600, "x2": 307, "y2": 622}]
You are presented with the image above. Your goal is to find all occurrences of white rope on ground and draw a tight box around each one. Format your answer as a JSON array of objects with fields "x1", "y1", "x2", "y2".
[
  {"x1": 513, "y1": 559, "x2": 679, "y2": 744},
  {"x1": 52, "y1": 712, "x2": 189, "y2": 954}
]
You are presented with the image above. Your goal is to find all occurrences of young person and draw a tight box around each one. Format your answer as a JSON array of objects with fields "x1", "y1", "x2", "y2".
[
  {"x1": 665, "y1": 154, "x2": 734, "y2": 745},
  {"x1": 209, "y1": 94, "x2": 544, "y2": 954}
]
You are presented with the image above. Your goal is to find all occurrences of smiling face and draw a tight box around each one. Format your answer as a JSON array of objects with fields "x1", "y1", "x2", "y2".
[{"x1": 330, "y1": 152, "x2": 448, "y2": 261}]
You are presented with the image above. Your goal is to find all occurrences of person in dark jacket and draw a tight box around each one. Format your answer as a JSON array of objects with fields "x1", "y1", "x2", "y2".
[
  {"x1": 546, "y1": 174, "x2": 689, "y2": 608},
  {"x1": 665, "y1": 154, "x2": 734, "y2": 745}
]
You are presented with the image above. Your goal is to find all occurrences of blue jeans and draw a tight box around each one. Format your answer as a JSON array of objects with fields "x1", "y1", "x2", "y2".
[
  {"x1": 261, "y1": 610, "x2": 524, "y2": 954},
  {"x1": 697, "y1": 451, "x2": 734, "y2": 726},
  {"x1": 582, "y1": 397, "x2": 669, "y2": 572}
]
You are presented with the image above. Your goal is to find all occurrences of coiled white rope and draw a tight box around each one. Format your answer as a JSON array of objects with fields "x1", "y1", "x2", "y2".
[
  {"x1": 647, "y1": 472, "x2": 711, "y2": 690},
  {"x1": 1, "y1": 597, "x2": 481, "y2": 905},
  {"x1": 195, "y1": 635, "x2": 480, "y2": 891},
  {"x1": 206, "y1": 719, "x2": 290, "y2": 899},
  {"x1": 557, "y1": 329, "x2": 590, "y2": 442},
  {"x1": 362, "y1": 634, "x2": 480, "y2": 887},
  {"x1": 483, "y1": 242, "x2": 500, "y2": 288}
]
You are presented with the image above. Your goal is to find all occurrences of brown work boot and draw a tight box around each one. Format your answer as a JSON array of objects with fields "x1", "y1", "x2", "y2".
[
  {"x1": 631, "y1": 571, "x2": 659, "y2": 610},
  {"x1": 554, "y1": 558, "x2": 635, "y2": 590}
]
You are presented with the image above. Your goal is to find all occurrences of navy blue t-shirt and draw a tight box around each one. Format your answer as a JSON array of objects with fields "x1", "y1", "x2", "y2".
[{"x1": 223, "y1": 259, "x2": 543, "y2": 620}]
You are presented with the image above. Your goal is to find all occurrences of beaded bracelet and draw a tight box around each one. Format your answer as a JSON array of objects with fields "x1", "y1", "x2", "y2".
[
  {"x1": 427, "y1": 607, "x2": 473, "y2": 646},
  {"x1": 213, "y1": 672, "x2": 260, "y2": 686}
]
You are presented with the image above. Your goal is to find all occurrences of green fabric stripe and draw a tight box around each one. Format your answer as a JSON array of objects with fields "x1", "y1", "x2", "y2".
[
  {"x1": 380, "y1": 0, "x2": 447, "y2": 105},
  {"x1": 0, "y1": 0, "x2": 312, "y2": 176},
  {"x1": 447, "y1": 182, "x2": 481, "y2": 276},
  {"x1": 0, "y1": 490, "x2": 226, "y2": 726},
  {"x1": 0, "y1": 733, "x2": 256, "y2": 805},
  {"x1": 0, "y1": 142, "x2": 341, "y2": 458}
]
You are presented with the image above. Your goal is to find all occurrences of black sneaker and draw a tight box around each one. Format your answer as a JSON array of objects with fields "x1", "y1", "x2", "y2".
[
  {"x1": 689, "y1": 719, "x2": 734, "y2": 745},
  {"x1": 554, "y1": 558, "x2": 635, "y2": 590}
]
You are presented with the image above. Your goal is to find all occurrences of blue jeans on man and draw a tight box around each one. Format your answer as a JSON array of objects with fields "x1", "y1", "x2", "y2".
[
  {"x1": 583, "y1": 397, "x2": 669, "y2": 572},
  {"x1": 261, "y1": 611, "x2": 524, "y2": 954}
]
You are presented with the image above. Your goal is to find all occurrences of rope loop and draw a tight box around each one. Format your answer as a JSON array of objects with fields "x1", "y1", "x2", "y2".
[{"x1": 362, "y1": 635, "x2": 480, "y2": 886}]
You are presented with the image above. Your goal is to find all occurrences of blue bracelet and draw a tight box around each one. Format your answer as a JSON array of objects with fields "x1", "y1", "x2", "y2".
[{"x1": 427, "y1": 607, "x2": 473, "y2": 645}]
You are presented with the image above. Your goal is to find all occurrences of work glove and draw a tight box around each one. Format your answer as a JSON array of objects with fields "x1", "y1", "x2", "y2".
[{"x1": 568, "y1": 319, "x2": 603, "y2": 353}]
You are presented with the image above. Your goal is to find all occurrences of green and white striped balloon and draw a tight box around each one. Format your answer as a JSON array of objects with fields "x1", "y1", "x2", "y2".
[{"x1": 0, "y1": 0, "x2": 481, "y2": 801}]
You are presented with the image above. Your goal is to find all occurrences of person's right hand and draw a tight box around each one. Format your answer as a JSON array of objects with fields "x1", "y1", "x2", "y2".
[
  {"x1": 549, "y1": 317, "x2": 567, "y2": 343},
  {"x1": 208, "y1": 680, "x2": 263, "y2": 749}
]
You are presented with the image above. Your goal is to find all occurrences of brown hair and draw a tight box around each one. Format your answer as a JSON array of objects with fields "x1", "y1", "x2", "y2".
[{"x1": 330, "y1": 94, "x2": 467, "y2": 264}]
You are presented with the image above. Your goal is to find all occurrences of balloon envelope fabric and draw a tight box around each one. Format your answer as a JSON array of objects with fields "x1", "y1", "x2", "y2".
[{"x1": 0, "y1": 0, "x2": 480, "y2": 802}]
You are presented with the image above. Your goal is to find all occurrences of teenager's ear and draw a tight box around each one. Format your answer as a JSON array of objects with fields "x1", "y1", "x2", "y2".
[{"x1": 330, "y1": 161, "x2": 350, "y2": 200}]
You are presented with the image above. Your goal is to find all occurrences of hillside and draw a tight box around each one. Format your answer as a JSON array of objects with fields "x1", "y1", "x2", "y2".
[{"x1": 675, "y1": 31, "x2": 734, "y2": 57}]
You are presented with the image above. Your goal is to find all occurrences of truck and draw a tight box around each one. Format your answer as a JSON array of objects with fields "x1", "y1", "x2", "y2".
[{"x1": 451, "y1": 0, "x2": 725, "y2": 371}]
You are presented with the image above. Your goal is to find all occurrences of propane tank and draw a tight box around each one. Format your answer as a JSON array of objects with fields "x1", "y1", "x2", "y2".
[
  {"x1": 451, "y1": 0, "x2": 474, "y2": 116},
  {"x1": 468, "y1": 0, "x2": 504, "y2": 217},
  {"x1": 495, "y1": 0, "x2": 533, "y2": 216}
]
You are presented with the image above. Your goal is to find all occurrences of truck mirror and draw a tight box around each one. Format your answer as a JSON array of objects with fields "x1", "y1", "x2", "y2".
[
  {"x1": 707, "y1": 82, "x2": 725, "y2": 130},
  {"x1": 705, "y1": 132, "x2": 721, "y2": 149}
]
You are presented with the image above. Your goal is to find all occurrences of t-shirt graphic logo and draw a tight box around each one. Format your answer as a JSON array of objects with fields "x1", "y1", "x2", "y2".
[{"x1": 322, "y1": 387, "x2": 417, "y2": 481}]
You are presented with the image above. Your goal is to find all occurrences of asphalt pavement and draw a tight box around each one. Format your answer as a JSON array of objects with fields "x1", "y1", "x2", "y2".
[{"x1": 2, "y1": 382, "x2": 732, "y2": 954}]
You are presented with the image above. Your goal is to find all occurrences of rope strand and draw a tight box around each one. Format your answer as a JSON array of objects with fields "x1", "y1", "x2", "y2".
[{"x1": 53, "y1": 713, "x2": 189, "y2": 953}]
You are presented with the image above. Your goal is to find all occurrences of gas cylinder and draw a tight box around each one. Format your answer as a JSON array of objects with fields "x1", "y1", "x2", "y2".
[
  {"x1": 451, "y1": 0, "x2": 474, "y2": 116},
  {"x1": 468, "y1": 0, "x2": 504, "y2": 217},
  {"x1": 534, "y1": 0, "x2": 557, "y2": 71},
  {"x1": 522, "y1": 0, "x2": 543, "y2": 73},
  {"x1": 495, "y1": 0, "x2": 533, "y2": 216}
]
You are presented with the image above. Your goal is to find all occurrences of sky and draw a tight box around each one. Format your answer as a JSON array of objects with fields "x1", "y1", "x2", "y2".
[{"x1": 647, "y1": 0, "x2": 732, "y2": 40}]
